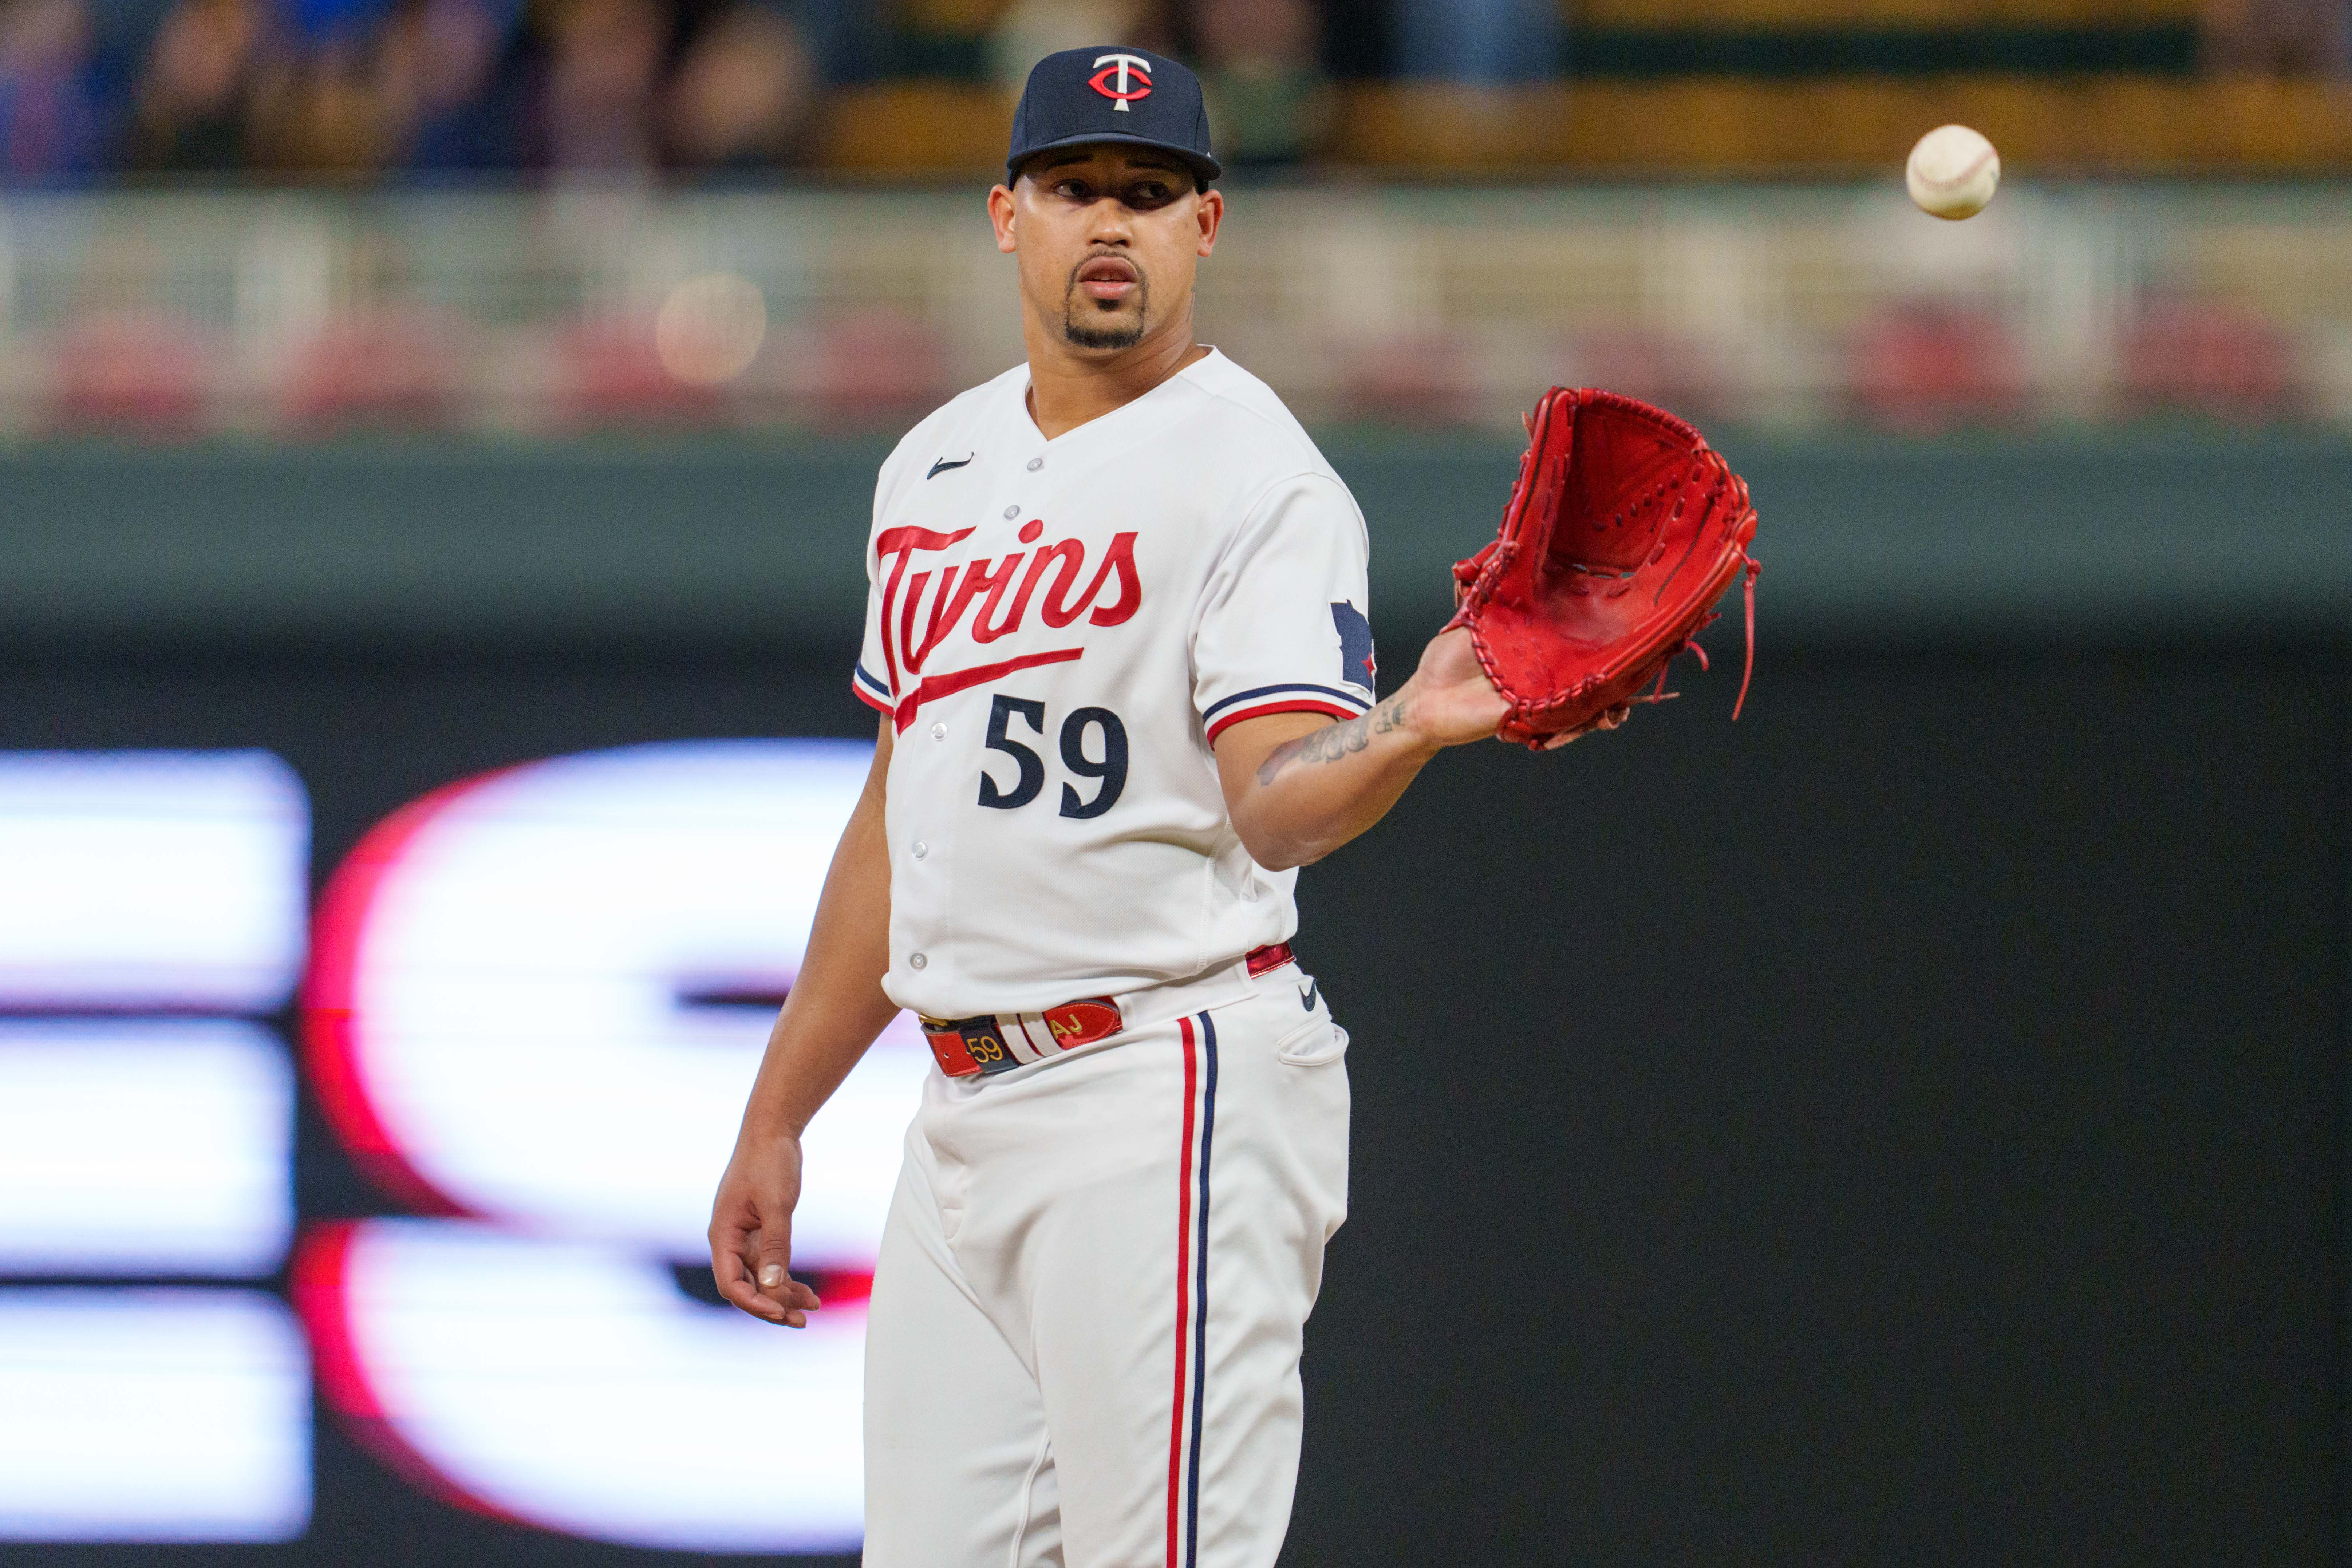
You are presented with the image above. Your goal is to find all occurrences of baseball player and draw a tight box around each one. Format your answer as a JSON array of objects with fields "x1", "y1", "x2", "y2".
[{"x1": 710, "y1": 46, "x2": 1620, "y2": 1568}]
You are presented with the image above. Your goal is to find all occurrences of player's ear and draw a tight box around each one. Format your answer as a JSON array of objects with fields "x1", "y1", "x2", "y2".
[
  {"x1": 1194, "y1": 186, "x2": 1223, "y2": 259},
  {"x1": 988, "y1": 183, "x2": 1018, "y2": 254}
]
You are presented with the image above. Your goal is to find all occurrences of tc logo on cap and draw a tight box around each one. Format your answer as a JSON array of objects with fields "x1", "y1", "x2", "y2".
[{"x1": 1088, "y1": 52, "x2": 1152, "y2": 112}]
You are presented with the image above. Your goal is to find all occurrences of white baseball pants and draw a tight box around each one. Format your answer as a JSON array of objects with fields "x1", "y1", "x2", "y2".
[{"x1": 862, "y1": 977, "x2": 1351, "y2": 1568}]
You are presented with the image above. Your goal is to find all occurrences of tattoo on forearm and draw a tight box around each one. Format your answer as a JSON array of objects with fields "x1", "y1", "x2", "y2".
[{"x1": 1255, "y1": 696, "x2": 1413, "y2": 786}]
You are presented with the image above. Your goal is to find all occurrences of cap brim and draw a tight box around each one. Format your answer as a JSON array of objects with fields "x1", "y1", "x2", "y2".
[{"x1": 1007, "y1": 131, "x2": 1220, "y2": 187}]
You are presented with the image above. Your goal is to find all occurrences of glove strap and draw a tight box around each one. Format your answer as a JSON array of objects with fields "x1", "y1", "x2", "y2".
[{"x1": 1732, "y1": 557, "x2": 1760, "y2": 722}]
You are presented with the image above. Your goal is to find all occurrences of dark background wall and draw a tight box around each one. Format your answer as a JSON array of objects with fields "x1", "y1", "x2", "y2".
[
  {"x1": 1297, "y1": 643, "x2": 2343, "y2": 1567},
  {"x1": 0, "y1": 434, "x2": 2344, "y2": 1567}
]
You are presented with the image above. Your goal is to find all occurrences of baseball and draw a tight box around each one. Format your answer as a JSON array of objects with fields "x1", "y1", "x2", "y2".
[{"x1": 1906, "y1": 124, "x2": 2000, "y2": 220}]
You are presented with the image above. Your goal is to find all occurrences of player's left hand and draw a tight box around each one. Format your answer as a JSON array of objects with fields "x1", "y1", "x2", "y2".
[
  {"x1": 1538, "y1": 704, "x2": 1632, "y2": 749},
  {"x1": 1402, "y1": 625, "x2": 1629, "y2": 749}
]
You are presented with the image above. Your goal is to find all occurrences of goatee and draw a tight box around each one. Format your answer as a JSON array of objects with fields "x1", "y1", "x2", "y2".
[
  {"x1": 1064, "y1": 317, "x2": 1146, "y2": 350},
  {"x1": 1062, "y1": 265, "x2": 1148, "y2": 351}
]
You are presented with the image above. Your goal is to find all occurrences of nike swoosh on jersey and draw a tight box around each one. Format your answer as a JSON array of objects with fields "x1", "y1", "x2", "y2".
[
  {"x1": 926, "y1": 454, "x2": 975, "y2": 479},
  {"x1": 1297, "y1": 979, "x2": 1319, "y2": 1011}
]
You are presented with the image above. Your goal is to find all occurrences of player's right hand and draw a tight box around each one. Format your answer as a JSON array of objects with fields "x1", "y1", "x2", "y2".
[{"x1": 709, "y1": 1129, "x2": 825, "y2": 1328}]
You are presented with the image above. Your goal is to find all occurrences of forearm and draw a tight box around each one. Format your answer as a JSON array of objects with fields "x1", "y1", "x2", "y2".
[
  {"x1": 734, "y1": 765, "x2": 899, "y2": 1141},
  {"x1": 1228, "y1": 689, "x2": 1441, "y2": 870}
]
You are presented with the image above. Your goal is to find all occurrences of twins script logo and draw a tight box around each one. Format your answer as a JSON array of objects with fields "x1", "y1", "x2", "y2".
[
  {"x1": 876, "y1": 522, "x2": 1141, "y2": 730},
  {"x1": 1088, "y1": 53, "x2": 1152, "y2": 112}
]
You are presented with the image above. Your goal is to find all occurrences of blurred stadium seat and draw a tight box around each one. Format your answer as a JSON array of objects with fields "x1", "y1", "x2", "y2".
[
  {"x1": 556, "y1": 317, "x2": 725, "y2": 430},
  {"x1": 1847, "y1": 301, "x2": 2025, "y2": 430},
  {"x1": 2118, "y1": 296, "x2": 2306, "y2": 421},
  {"x1": 786, "y1": 306, "x2": 951, "y2": 431},
  {"x1": 1333, "y1": 331, "x2": 1479, "y2": 427},
  {"x1": 280, "y1": 310, "x2": 465, "y2": 434},
  {"x1": 49, "y1": 310, "x2": 215, "y2": 436},
  {"x1": 1564, "y1": 329, "x2": 1731, "y2": 423}
]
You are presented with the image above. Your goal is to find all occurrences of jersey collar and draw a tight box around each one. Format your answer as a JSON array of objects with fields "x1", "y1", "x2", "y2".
[{"x1": 1015, "y1": 346, "x2": 1224, "y2": 446}]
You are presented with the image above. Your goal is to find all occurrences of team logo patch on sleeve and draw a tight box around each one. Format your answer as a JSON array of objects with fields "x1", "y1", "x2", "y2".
[{"x1": 1331, "y1": 601, "x2": 1376, "y2": 695}]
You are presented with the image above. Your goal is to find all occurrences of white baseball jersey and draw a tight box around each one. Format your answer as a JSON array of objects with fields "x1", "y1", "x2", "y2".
[{"x1": 852, "y1": 349, "x2": 1376, "y2": 1021}]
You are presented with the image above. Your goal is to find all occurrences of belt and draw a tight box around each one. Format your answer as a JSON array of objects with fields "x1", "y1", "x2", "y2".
[{"x1": 921, "y1": 942, "x2": 1295, "y2": 1079}]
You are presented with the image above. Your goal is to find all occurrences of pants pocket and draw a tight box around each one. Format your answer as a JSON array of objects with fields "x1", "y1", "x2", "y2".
[{"x1": 1275, "y1": 1016, "x2": 1349, "y2": 1067}]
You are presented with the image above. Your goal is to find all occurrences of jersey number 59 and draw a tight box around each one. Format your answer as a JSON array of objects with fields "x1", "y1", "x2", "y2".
[{"x1": 976, "y1": 694, "x2": 1128, "y2": 820}]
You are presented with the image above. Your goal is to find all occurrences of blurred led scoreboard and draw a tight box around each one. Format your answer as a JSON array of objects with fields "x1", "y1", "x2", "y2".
[{"x1": 0, "y1": 742, "x2": 922, "y2": 1552}]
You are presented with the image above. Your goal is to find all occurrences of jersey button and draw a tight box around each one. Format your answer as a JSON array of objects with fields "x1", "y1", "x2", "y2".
[
  {"x1": 909, "y1": 952, "x2": 928, "y2": 970},
  {"x1": 1025, "y1": 457, "x2": 1043, "y2": 471},
  {"x1": 930, "y1": 722, "x2": 947, "y2": 741},
  {"x1": 912, "y1": 840, "x2": 928, "y2": 859},
  {"x1": 1002, "y1": 504, "x2": 1018, "y2": 519}
]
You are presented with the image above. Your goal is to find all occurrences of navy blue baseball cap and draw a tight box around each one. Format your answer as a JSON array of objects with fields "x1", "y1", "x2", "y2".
[{"x1": 1005, "y1": 46, "x2": 1220, "y2": 188}]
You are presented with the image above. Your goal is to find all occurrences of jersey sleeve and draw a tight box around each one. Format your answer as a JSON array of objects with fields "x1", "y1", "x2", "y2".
[
  {"x1": 852, "y1": 554, "x2": 893, "y2": 718},
  {"x1": 852, "y1": 445, "x2": 908, "y2": 720},
  {"x1": 1192, "y1": 471, "x2": 1376, "y2": 746}
]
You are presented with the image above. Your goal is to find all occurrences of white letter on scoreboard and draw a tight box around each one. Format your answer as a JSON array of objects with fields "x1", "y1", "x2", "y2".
[{"x1": 302, "y1": 740, "x2": 922, "y2": 1550}]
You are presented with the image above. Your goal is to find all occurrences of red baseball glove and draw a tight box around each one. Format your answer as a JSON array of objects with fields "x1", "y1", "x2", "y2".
[{"x1": 1447, "y1": 387, "x2": 1760, "y2": 749}]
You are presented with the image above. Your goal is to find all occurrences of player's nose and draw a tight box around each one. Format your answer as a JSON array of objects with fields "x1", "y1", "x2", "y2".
[{"x1": 1083, "y1": 200, "x2": 1134, "y2": 241}]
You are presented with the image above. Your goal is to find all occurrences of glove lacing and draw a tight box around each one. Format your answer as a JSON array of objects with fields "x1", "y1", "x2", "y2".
[{"x1": 1630, "y1": 552, "x2": 1760, "y2": 719}]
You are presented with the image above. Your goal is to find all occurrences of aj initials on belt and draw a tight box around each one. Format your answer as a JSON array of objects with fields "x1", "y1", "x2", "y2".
[{"x1": 920, "y1": 942, "x2": 1295, "y2": 1079}]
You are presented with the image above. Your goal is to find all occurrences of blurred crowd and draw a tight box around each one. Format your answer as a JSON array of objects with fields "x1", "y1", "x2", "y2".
[
  {"x1": 0, "y1": 0, "x2": 2342, "y2": 186},
  {"x1": 0, "y1": 0, "x2": 826, "y2": 183},
  {"x1": 0, "y1": 0, "x2": 1357, "y2": 184},
  {"x1": 2199, "y1": 0, "x2": 2349, "y2": 75}
]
